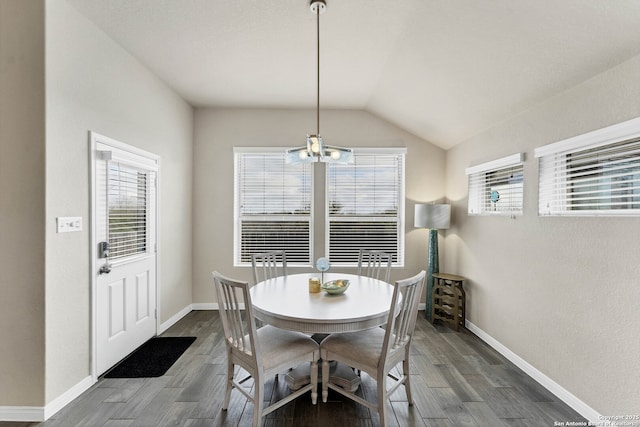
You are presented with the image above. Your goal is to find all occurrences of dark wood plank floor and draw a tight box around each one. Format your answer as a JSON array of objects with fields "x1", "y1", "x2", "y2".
[{"x1": 3, "y1": 310, "x2": 587, "y2": 427}]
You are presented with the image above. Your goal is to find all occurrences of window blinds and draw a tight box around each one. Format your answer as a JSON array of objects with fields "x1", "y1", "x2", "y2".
[
  {"x1": 466, "y1": 153, "x2": 524, "y2": 215},
  {"x1": 326, "y1": 150, "x2": 405, "y2": 265},
  {"x1": 107, "y1": 163, "x2": 149, "y2": 259},
  {"x1": 536, "y1": 137, "x2": 640, "y2": 215},
  {"x1": 235, "y1": 150, "x2": 312, "y2": 264}
]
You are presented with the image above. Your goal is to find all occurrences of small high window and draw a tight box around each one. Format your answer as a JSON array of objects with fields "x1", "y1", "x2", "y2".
[
  {"x1": 466, "y1": 153, "x2": 524, "y2": 216},
  {"x1": 536, "y1": 118, "x2": 640, "y2": 216}
]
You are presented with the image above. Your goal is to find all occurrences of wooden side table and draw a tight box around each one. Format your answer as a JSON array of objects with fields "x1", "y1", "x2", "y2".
[{"x1": 431, "y1": 273, "x2": 465, "y2": 331}]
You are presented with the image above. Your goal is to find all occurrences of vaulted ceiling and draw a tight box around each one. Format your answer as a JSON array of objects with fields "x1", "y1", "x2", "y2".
[{"x1": 67, "y1": 0, "x2": 640, "y2": 149}]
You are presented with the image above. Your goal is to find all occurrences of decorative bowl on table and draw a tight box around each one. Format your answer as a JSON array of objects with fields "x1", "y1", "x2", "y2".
[{"x1": 321, "y1": 279, "x2": 350, "y2": 295}]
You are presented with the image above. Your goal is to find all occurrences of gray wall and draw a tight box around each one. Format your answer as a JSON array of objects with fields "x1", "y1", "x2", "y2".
[
  {"x1": 445, "y1": 54, "x2": 640, "y2": 415},
  {"x1": 0, "y1": 0, "x2": 46, "y2": 406},
  {"x1": 192, "y1": 108, "x2": 446, "y2": 304},
  {"x1": 0, "y1": 0, "x2": 195, "y2": 407},
  {"x1": 43, "y1": 0, "x2": 194, "y2": 403}
]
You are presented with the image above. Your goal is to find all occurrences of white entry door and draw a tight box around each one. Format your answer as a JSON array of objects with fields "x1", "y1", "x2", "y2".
[{"x1": 91, "y1": 132, "x2": 159, "y2": 377}]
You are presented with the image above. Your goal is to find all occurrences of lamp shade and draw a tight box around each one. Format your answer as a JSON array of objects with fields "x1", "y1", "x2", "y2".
[{"x1": 414, "y1": 204, "x2": 451, "y2": 230}]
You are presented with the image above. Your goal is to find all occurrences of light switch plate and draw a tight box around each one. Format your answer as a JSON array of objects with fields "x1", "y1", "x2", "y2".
[{"x1": 57, "y1": 216, "x2": 83, "y2": 233}]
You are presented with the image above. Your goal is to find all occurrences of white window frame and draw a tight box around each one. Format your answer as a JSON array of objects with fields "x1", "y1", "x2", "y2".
[
  {"x1": 535, "y1": 117, "x2": 640, "y2": 216},
  {"x1": 95, "y1": 142, "x2": 159, "y2": 267},
  {"x1": 466, "y1": 153, "x2": 524, "y2": 216},
  {"x1": 233, "y1": 147, "x2": 314, "y2": 267},
  {"x1": 325, "y1": 147, "x2": 406, "y2": 267}
]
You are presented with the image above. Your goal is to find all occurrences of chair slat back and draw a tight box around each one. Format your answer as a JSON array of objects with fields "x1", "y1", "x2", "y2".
[
  {"x1": 212, "y1": 271, "x2": 259, "y2": 361},
  {"x1": 383, "y1": 270, "x2": 426, "y2": 355},
  {"x1": 357, "y1": 249, "x2": 392, "y2": 283},
  {"x1": 251, "y1": 250, "x2": 288, "y2": 285}
]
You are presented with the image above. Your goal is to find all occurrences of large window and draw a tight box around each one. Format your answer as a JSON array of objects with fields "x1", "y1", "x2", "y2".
[
  {"x1": 536, "y1": 118, "x2": 640, "y2": 216},
  {"x1": 326, "y1": 148, "x2": 406, "y2": 266},
  {"x1": 466, "y1": 153, "x2": 524, "y2": 216},
  {"x1": 234, "y1": 148, "x2": 313, "y2": 266}
]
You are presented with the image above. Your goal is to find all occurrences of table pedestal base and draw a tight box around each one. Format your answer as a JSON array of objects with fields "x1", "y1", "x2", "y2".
[{"x1": 285, "y1": 361, "x2": 360, "y2": 392}]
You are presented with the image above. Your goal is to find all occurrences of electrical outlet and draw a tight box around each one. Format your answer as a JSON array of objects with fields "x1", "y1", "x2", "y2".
[{"x1": 57, "y1": 216, "x2": 83, "y2": 233}]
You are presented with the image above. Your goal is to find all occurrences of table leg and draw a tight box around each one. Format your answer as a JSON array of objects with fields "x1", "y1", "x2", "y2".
[{"x1": 287, "y1": 360, "x2": 361, "y2": 396}]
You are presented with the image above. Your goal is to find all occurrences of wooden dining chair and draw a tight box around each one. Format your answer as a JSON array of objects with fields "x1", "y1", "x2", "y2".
[
  {"x1": 357, "y1": 249, "x2": 392, "y2": 283},
  {"x1": 212, "y1": 271, "x2": 319, "y2": 427},
  {"x1": 251, "y1": 250, "x2": 287, "y2": 285},
  {"x1": 319, "y1": 270, "x2": 426, "y2": 427}
]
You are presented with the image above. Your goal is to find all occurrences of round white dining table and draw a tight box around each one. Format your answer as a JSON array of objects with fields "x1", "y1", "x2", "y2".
[{"x1": 249, "y1": 272, "x2": 394, "y2": 334}]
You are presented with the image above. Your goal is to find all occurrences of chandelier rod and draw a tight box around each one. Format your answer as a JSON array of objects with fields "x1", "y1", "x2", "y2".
[{"x1": 315, "y1": 2, "x2": 320, "y2": 137}]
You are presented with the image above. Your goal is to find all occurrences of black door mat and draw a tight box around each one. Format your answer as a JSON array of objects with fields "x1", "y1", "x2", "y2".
[{"x1": 104, "y1": 336, "x2": 196, "y2": 378}]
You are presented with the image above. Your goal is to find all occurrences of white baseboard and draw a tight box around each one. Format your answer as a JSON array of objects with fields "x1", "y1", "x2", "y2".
[
  {"x1": 44, "y1": 375, "x2": 94, "y2": 420},
  {"x1": 158, "y1": 303, "x2": 220, "y2": 334},
  {"x1": 191, "y1": 302, "x2": 218, "y2": 310},
  {"x1": 0, "y1": 376, "x2": 93, "y2": 422},
  {"x1": 159, "y1": 304, "x2": 193, "y2": 334},
  {"x1": 0, "y1": 405, "x2": 44, "y2": 422},
  {"x1": 465, "y1": 320, "x2": 601, "y2": 424}
]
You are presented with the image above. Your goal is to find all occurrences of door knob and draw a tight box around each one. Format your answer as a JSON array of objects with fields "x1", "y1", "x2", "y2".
[{"x1": 99, "y1": 263, "x2": 112, "y2": 275}]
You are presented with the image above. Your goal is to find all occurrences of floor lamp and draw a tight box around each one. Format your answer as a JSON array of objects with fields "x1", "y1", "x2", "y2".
[{"x1": 414, "y1": 203, "x2": 451, "y2": 320}]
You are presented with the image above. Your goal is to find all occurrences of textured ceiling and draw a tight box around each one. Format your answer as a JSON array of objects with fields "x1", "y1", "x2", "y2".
[{"x1": 67, "y1": 0, "x2": 640, "y2": 149}]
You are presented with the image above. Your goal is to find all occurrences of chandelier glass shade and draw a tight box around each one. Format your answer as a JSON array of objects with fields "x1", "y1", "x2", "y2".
[{"x1": 286, "y1": 135, "x2": 354, "y2": 164}]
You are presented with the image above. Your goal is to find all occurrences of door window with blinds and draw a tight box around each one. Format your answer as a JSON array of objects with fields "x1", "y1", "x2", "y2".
[
  {"x1": 326, "y1": 148, "x2": 405, "y2": 266},
  {"x1": 234, "y1": 148, "x2": 313, "y2": 266},
  {"x1": 536, "y1": 117, "x2": 640, "y2": 216},
  {"x1": 107, "y1": 163, "x2": 154, "y2": 260},
  {"x1": 466, "y1": 153, "x2": 524, "y2": 216}
]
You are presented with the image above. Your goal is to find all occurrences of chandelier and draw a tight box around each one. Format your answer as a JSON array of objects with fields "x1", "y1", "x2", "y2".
[{"x1": 286, "y1": 0, "x2": 354, "y2": 164}]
